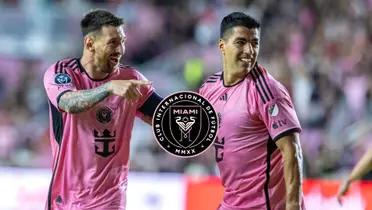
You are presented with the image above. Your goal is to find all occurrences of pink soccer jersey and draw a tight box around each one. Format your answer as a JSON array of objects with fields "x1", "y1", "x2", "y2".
[
  {"x1": 199, "y1": 64, "x2": 305, "y2": 210},
  {"x1": 43, "y1": 58, "x2": 155, "y2": 210}
]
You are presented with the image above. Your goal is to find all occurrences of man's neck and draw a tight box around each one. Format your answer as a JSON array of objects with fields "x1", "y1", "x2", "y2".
[
  {"x1": 80, "y1": 55, "x2": 109, "y2": 80},
  {"x1": 223, "y1": 69, "x2": 248, "y2": 86}
]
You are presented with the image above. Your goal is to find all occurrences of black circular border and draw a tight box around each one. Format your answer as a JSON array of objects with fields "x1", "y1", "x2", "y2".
[{"x1": 152, "y1": 91, "x2": 218, "y2": 158}]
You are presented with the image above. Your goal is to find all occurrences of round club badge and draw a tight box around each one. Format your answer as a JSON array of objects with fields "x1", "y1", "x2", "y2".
[
  {"x1": 152, "y1": 91, "x2": 218, "y2": 158},
  {"x1": 96, "y1": 106, "x2": 113, "y2": 124},
  {"x1": 54, "y1": 73, "x2": 72, "y2": 84}
]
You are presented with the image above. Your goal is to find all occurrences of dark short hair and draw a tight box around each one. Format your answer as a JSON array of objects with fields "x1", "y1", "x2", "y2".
[
  {"x1": 80, "y1": 9, "x2": 124, "y2": 36},
  {"x1": 220, "y1": 12, "x2": 260, "y2": 39}
]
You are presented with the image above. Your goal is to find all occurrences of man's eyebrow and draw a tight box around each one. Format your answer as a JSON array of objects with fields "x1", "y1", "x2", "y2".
[
  {"x1": 107, "y1": 36, "x2": 126, "y2": 42},
  {"x1": 234, "y1": 37, "x2": 248, "y2": 41}
]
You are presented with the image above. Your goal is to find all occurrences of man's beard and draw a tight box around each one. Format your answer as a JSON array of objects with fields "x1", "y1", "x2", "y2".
[
  {"x1": 102, "y1": 61, "x2": 115, "y2": 73},
  {"x1": 96, "y1": 55, "x2": 115, "y2": 73}
]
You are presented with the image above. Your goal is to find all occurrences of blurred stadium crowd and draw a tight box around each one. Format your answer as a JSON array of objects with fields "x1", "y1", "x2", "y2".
[{"x1": 0, "y1": 0, "x2": 371, "y2": 179}]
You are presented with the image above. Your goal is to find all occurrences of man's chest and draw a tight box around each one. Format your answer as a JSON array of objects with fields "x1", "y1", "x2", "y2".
[
  {"x1": 70, "y1": 96, "x2": 137, "y2": 129},
  {"x1": 207, "y1": 85, "x2": 268, "y2": 147},
  {"x1": 207, "y1": 86, "x2": 260, "y2": 130}
]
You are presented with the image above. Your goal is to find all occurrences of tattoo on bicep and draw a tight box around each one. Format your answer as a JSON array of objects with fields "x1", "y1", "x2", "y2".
[{"x1": 59, "y1": 84, "x2": 110, "y2": 113}]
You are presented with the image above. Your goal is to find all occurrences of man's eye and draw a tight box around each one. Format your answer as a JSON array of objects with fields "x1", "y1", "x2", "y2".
[{"x1": 108, "y1": 40, "x2": 118, "y2": 45}]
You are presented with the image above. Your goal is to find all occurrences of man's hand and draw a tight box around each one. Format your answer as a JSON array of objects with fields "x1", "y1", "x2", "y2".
[
  {"x1": 337, "y1": 179, "x2": 351, "y2": 205},
  {"x1": 336, "y1": 148, "x2": 372, "y2": 205},
  {"x1": 58, "y1": 80, "x2": 152, "y2": 113},
  {"x1": 108, "y1": 80, "x2": 152, "y2": 100}
]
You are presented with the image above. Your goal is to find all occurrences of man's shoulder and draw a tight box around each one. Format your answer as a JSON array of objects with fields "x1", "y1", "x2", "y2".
[
  {"x1": 118, "y1": 64, "x2": 134, "y2": 71},
  {"x1": 249, "y1": 64, "x2": 290, "y2": 103},
  {"x1": 46, "y1": 58, "x2": 80, "y2": 75},
  {"x1": 250, "y1": 64, "x2": 278, "y2": 85},
  {"x1": 200, "y1": 71, "x2": 222, "y2": 88},
  {"x1": 117, "y1": 64, "x2": 141, "y2": 78},
  {"x1": 198, "y1": 71, "x2": 222, "y2": 98},
  {"x1": 205, "y1": 71, "x2": 223, "y2": 83}
]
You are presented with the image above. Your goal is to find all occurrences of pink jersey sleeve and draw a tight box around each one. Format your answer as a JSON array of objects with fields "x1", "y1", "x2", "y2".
[
  {"x1": 135, "y1": 70, "x2": 154, "y2": 107},
  {"x1": 43, "y1": 61, "x2": 76, "y2": 110},
  {"x1": 256, "y1": 77, "x2": 301, "y2": 141},
  {"x1": 134, "y1": 70, "x2": 155, "y2": 119},
  {"x1": 198, "y1": 72, "x2": 222, "y2": 98}
]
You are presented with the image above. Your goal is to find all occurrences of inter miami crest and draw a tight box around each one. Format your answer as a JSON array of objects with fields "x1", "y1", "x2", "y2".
[
  {"x1": 96, "y1": 106, "x2": 113, "y2": 124},
  {"x1": 152, "y1": 91, "x2": 218, "y2": 157}
]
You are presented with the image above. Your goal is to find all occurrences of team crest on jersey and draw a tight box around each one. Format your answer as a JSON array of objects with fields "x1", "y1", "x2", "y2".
[
  {"x1": 54, "y1": 73, "x2": 71, "y2": 85},
  {"x1": 152, "y1": 91, "x2": 218, "y2": 158},
  {"x1": 268, "y1": 103, "x2": 279, "y2": 117},
  {"x1": 96, "y1": 106, "x2": 113, "y2": 124}
]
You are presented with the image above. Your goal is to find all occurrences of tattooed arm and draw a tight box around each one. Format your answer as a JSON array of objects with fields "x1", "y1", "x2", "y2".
[
  {"x1": 58, "y1": 83, "x2": 110, "y2": 113},
  {"x1": 58, "y1": 80, "x2": 152, "y2": 113}
]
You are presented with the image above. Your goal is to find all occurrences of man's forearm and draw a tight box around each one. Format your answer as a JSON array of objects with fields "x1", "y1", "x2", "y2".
[
  {"x1": 348, "y1": 148, "x2": 372, "y2": 182},
  {"x1": 283, "y1": 143, "x2": 302, "y2": 209},
  {"x1": 59, "y1": 83, "x2": 110, "y2": 113}
]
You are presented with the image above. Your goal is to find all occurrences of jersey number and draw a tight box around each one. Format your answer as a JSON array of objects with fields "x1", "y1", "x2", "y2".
[{"x1": 214, "y1": 137, "x2": 225, "y2": 162}]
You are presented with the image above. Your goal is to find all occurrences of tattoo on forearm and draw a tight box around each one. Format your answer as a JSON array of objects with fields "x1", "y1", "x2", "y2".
[{"x1": 59, "y1": 84, "x2": 110, "y2": 113}]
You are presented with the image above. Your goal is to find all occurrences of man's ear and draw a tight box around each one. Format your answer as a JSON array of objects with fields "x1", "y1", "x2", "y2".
[
  {"x1": 219, "y1": 39, "x2": 225, "y2": 55},
  {"x1": 84, "y1": 36, "x2": 95, "y2": 53}
]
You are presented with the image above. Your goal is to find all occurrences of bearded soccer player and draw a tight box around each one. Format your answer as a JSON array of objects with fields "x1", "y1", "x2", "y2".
[
  {"x1": 43, "y1": 9, "x2": 162, "y2": 209},
  {"x1": 199, "y1": 12, "x2": 305, "y2": 210}
]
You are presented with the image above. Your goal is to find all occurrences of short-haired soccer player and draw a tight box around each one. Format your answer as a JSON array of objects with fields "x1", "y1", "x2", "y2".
[{"x1": 199, "y1": 12, "x2": 306, "y2": 210}]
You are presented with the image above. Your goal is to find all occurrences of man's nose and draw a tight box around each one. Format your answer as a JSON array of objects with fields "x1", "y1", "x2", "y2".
[
  {"x1": 244, "y1": 44, "x2": 254, "y2": 54},
  {"x1": 116, "y1": 44, "x2": 124, "y2": 54}
]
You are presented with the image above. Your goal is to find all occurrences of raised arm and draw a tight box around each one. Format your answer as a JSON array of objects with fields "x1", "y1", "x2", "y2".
[
  {"x1": 59, "y1": 80, "x2": 151, "y2": 113},
  {"x1": 59, "y1": 83, "x2": 110, "y2": 113}
]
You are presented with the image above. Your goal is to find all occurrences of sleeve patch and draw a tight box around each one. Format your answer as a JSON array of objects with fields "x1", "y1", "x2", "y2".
[
  {"x1": 268, "y1": 103, "x2": 279, "y2": 117},
  {"x1": 54, "y1": 73, "x2": 72, "y2": 85}
]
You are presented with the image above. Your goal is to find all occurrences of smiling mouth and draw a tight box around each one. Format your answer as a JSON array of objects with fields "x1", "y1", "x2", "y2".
[
  {"x1": 110, "y1": 57, "x2": 119, "y2": 64},
  {"x1": 240, "y1": 58, "x2": 254, "y2": 64}
]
